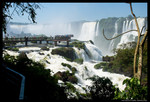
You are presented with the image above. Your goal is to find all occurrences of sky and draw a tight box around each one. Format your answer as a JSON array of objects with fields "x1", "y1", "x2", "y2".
[{"x1": 9, "y1": 2, "x2": 147, "y2": 24}]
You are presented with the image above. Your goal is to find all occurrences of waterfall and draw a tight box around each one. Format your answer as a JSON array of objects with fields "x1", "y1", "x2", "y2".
[
  {"x1": 108, "y1": 19, "x2": 119, "y2": 52},
  {"x1": 7, "y1": 17, "x2": 147, "y2": 56},
  {"x1": 74, "y1": 42, "x2": 102, "y2": 62},
  {"x1": 74, "y1": 47, "x2": 90, "y2": 61},
  {"x1": 84, "y1": 42, "x2": 102, "y2": 61},
  {"x1": 117, "y1": 18, "x2": 146, "y2": 48},
  {"x1": 78, "y1": 22, "x2": 97, "y2": 41},
  {"x1": 95, "y1": 21, "x2": 100, "y2": 37}
]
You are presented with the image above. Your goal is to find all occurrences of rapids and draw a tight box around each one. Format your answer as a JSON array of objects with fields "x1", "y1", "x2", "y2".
[{"x1": 4, "y1": 42, "x2": 130, "y2": 96}]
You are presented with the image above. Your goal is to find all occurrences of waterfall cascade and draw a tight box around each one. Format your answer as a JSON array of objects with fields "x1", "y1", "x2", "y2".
[
  {"x1": 4, "y1": 16, "x2": 147, "y2": 98},
  {"x1": 7, "y1": 17, "x2": 147, "y2": 55},
  {"x1": 74, "y1": 42, "x2": 102, "y2": 62},
  {"x1": 117, "y1": 18, "x2": 146, "y2": 49},
  {"x1": 78, "y1": 22, "x2": 97, "y2": 41},
  {"x1": 78, "y1": 17, "x2": 147, "y2": 55},
  {"x1": 108, "y1": 18, "x2": 119, "y2": 52}
]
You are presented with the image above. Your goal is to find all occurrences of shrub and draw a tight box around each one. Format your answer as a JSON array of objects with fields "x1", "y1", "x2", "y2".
[
  {"x1": 61, "y1": 63, "x2": 72, "y2": 69},
  {"x1": 103, "y1": 48, "x2": 135, "y2": 77},
  {"x1": 52, "y1": 47, "x2": 76, "y2": 61},
  {"x1": 94, "y1": 62, "x2": 109, "y2": 70},
  {"x1": 72, "y1": 67, "x2": 77, "y2": 74},
  {"x1": 65, "y1": 82, "x2": 76, "y2": 92},
  {"x1": 61, "y1": 63, "x2": 77, "y2": 74},
  {"x1": 2, "y1": 53, "x2": 67, "y2": 100},
  {"x1": 40, "y1": 46, "x2": 49, "y2": 51},
  {"x1": 114, "y1": 77, "x2": 147, "y2": 100},
  {"x1": 70, "y1": 41, "x2": 85, "y2": 49},
  {"x1": 74, "y1": 58, "x2": 83, "y2": 64},
  {"x1": 88, "y1": 76, "x2": 115, "y2": 101},
  {"x1": 7, "y1": 47, "x2": 19, "y2": 51}
]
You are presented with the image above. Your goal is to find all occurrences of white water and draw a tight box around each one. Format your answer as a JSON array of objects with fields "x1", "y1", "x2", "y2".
[
  {"x1": 7, "y1": 17, "x2": 147, "y2": 55},
  {"x1": 77, "y1": 17, "x2": 147, "y2": 55},
  {"x1": 108, "y1": 18, "x2": 119, "y2": 52},
  {"x1": 117, "y1": 18, "x2": 146, "y2": 49},
  {"x1": 78, "y1": 22, "x2": 97, "y2": 41},
  {"x1": 4, "y1": 43, "x2": 130, "y2": 97}
]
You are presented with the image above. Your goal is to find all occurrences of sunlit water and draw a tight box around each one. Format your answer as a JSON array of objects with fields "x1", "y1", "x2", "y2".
[{"x1": 4, "y1": 42, "x2": 130, "y2": 96}]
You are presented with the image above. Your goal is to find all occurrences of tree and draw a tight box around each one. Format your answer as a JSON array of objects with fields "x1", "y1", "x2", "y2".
[
  {"x1": 102, "y1": 3, "x2": 148, "y2": 83},
  {"x1": 88, "y1": 76, "x2": 115, "y2": 101},
  {"x1": 2, "y1": 2, "x2": 40, "y2": 34}
]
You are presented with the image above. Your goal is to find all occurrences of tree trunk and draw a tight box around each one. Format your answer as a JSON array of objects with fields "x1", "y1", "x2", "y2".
[
  {"x1": 129, "y1": 3, "x2": 141, "y2": 77},
  {"x1": 137, "y1": 30, "x2": 148, "y2": 82},
  {"x1": 137, "y1": 45, "x2": 142, "y2": 81}
]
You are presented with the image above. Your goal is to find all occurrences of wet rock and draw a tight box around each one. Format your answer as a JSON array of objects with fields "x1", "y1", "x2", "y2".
[
  {"x1": 18, "y1": 52, "x2": 28, "y2": 61},
  {"x1": 39, "y1": 52, "x2": 45, "y2": 55},
  {"x1": 54, "y1": 71, "x2": 78, "y2": 84},
  {"x1": 67, "y1": 75, "x2": 78, "y2": 84}
]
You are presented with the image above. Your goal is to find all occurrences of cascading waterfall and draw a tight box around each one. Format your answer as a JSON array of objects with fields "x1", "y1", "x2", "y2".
[
  {"x1": 117, "y1": 18, "x2": 146, "y2": 49},
  {"x1": 84, "y1": 42, "x2": 102, "y2": 61},
  {"x1": 74, "y1": 42, "x2": 102, "y2": 62},
  {"x1": 108, "y1": 19, "x2": 119, "y2": 52},
  {"x1": 7, "y1": 17, "x2": 147, "y2": 55},
  {"x1": 95, "y1": 21, "x2": 100, "y2": 37},
  {"x1": 4, "y1": 16, "x2": 147, "y2": 98},
  {"x1": 78, "y1": 22, "x2": 97, "y2": 41}
]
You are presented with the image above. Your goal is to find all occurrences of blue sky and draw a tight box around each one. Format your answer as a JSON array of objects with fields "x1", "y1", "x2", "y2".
[{"x1": 10, "y1": 3, "x2": 147, "y2": 24}]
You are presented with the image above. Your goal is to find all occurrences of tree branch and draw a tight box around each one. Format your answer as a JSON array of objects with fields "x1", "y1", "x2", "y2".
[
  {"x1": 6, "y1": 4, "x2": 17, "y2": 25},
  {"x1": 140, "y1": 30, "x2": 148, "y2": 46},
  {"x1": 140, "y1": 25, "x2": 146, "y2": 36},
  {"x1": 129, "y1": 3, "x2": 141, "y2": 77},
  {"x1": 102, "y1": 29, "x2": 137, "y2": 40}
]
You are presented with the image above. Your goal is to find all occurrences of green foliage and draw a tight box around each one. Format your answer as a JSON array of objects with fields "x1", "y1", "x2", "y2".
[
  {"x1": 79, "y1": 93, "x2": 91, "y2": 99},
  {"x1": 74, "y1": 58, "x2": 83, "y2": 64},
  {"x1": 3, "y1": 53, "x2": 67, "y2": 100},
  {"x1": 114, "y1": 77, "x2": 147, "y2": 100},
  {"x1": 2, "y1": 2, "x2": 40, "y2": 34},
  {"x1": 65, "y1": 82, "x2": 76, "y2": 92},
  {"x1": 94, "y1": 62, "x2": 107, "y2": 69},
  {"x1": 7, "y1": 47, "x2": 19, "y2": 51},
  {"x1": 72, "y1": 67, "x2": 77, "y2": 74},
  {"x1": 3, "y1": 53, "x2": 17, "y2": 66},
  {"x1": 88, "y1": 76, "x2": 115, "y2": 101},
  {"x1": 61, "y1": 63, "x2": 77, "y2": 74},
  {"x1": 61, "y1": 63, "x2": 72, "y2": 69},
  {"x1": 94, "y1": 63, "x2": 101, "y2": 69},
  {"x1": 70, "y1": 41, "x2": 85, "y2": 49},
  {"x1": 51, "y1": 47, "x2": 76, "y2": 61},
  {"x1": 84, "y1": 66, "x2": 88, "y2": 71},
  {"x1": 5, "y1": 42, "x2": 17, "y2": 46},
  {"x1": 106, "y1": 48, "x2": 135, "y2": 77},
  {"x1": 40, "y1": 46, "x2": 49, "y2": 51}
]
